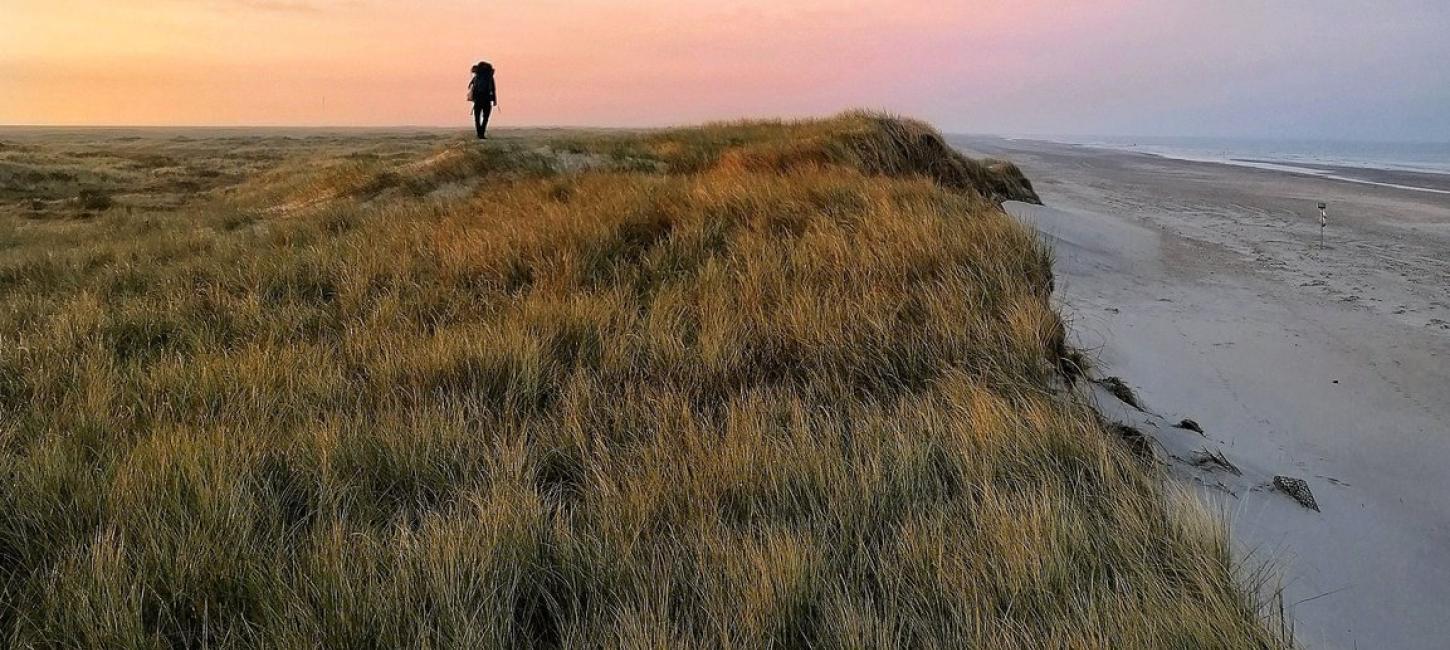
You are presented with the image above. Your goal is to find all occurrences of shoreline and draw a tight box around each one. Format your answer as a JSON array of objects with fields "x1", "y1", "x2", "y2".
[
  {"x1": 955, "y1": 135, "x2": 1450, "y2": 649},
  {"x1": 996, "y1": 136, "x2": 1450, "y2": 195},
  {"x1": 1231, "y1": 158, "x2": 1450, "y2": 194}
]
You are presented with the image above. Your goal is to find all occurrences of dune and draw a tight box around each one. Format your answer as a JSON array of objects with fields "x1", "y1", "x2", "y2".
[{"x1": 0, "y1": 116, "x2": 1281, "y2": 647}]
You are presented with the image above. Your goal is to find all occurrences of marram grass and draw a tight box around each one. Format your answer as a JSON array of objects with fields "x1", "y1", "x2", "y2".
[{"x1": 0, "y1": 113, "x2": 1283, "y2": 647}]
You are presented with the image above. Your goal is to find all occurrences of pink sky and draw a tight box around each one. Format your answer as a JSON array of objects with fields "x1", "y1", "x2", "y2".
[{"x1": 3, "y1": 1, "x2": 1448, "y2": 139}]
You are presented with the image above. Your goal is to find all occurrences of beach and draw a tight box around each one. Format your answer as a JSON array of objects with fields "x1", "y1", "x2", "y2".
[{"x1": 951, "y1": 136, "x2": 1450, "y2": 648}]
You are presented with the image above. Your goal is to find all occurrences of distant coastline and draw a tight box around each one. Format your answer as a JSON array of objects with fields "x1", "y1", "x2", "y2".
[{"x1": 1010, "y1": 135, "x2": 1450, "y2": 195}]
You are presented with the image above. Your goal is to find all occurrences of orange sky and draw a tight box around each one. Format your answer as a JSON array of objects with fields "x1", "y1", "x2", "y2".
[
  {"x1": 0, "y1": 0, "x2": 1131, "y2": 127},
  {"x1": 4, "y1": 1, "x2": 1449, "y2": 139}
]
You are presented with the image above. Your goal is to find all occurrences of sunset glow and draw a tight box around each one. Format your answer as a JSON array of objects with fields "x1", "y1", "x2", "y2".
[{"x1": 3, "y1": 0, "x2": 1449, "y2": 138}]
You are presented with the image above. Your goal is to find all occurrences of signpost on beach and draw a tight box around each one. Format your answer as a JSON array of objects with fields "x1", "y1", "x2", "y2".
[{"x1": 1318, "y1": 202, "x2": 1328, "y2": 248}]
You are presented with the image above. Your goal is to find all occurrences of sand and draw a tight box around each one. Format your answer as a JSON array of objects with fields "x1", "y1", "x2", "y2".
[{"x1": 951, "y1": 136, "x2": 1450, "y2": 649}]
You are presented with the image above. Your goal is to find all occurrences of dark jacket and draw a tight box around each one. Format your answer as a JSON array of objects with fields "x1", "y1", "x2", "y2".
[{"x1": 469, "y1": 73, "x2": 496, "y2": 104}]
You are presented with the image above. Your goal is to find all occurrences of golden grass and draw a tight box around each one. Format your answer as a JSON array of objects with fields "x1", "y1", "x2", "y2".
[{"x1": 0, "y1": 114, "x2": 1282, "y2": 647}]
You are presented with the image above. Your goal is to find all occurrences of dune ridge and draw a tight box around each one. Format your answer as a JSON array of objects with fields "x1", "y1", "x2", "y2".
[{"x1": 0, "y1": 114, "x2": 1281, "y2": 647}]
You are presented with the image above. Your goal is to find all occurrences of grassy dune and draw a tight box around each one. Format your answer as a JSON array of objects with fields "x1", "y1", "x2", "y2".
[{"x1": 1, "y1": 114, "x2": 1281, "y2": 647}]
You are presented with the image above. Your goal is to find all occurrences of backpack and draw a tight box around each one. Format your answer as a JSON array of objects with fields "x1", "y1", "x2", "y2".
[{"x1": 469, "y1": 74, "x2": 494, "y2": 103}]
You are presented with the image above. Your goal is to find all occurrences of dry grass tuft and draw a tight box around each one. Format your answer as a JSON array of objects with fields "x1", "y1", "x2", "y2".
[{"x1": 0, "y1": 114, "x2": 1280, "y2": 648}]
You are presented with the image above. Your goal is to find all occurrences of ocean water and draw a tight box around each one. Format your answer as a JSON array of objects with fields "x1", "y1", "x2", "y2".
[{"x1": 1030, "y1": 135, "x2": 1450, "y2": 194}]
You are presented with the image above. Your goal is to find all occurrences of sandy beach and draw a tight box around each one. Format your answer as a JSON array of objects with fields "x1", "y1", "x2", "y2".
[{"x1": 952, "y1": 136, "x2": 1450, "y2": 649}]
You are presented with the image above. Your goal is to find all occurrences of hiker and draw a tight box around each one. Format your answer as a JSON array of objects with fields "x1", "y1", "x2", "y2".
[{"x1": 468, "y1": 62, "x2": 497, "y2": 139}]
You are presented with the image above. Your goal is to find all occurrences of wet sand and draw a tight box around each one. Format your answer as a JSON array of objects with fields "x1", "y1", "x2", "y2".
[
  {"x1": 1232, "y1": 159, "x2": 1450, "y2": 194},
  {"x1": 952, "y1": 136, "x2": 1450, "y2": 649}
]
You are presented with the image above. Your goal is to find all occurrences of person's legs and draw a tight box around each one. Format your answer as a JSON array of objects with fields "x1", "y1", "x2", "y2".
[
  {"x1": 472, "y1": 105, "x2": 485, "y2": 139},
  {"x1": 478, "y1": 104, "x2": 493, "y2": 139}
]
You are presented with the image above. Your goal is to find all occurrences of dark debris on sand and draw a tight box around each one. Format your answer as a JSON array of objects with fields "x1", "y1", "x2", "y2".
[
  {"x1": 1175, "y1": 418, "x2": 1205, "y2": 434},
  {"x1": 1098, "y1": 376, "x2": 1145, "y2": 411},
  {"x1": 1273, "y1": 476, "x2": 1320, "y2": 512}
]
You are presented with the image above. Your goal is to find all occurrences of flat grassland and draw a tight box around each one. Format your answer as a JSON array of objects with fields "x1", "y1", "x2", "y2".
[{"x1": 0, "y1": 115, "x2": 1282, "y2": 647}]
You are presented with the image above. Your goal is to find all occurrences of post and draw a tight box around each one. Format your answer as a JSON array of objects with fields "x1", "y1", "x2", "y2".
[{"x1": 1318, "y1": 202, "x2": 1328, "y2": 248}]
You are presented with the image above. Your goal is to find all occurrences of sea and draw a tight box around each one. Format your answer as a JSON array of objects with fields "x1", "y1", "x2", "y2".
[{"x1": 1027, "y1": 135, "x2": 1450, "y2": 195}]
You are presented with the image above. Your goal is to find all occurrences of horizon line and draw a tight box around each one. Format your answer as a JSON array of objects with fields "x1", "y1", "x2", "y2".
[{"x1": 2, "y1": 123, "x2": 1447, "y2": 146}]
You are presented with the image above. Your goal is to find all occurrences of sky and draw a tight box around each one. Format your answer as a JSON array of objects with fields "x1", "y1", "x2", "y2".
[{"x1": 3, "y1": 0, "x2": 1449, "y2": 140}]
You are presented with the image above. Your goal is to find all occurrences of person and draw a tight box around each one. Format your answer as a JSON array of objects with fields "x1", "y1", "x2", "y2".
[{"x1": 468, "y1": 62, "x2": 497, "y2": 140}]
